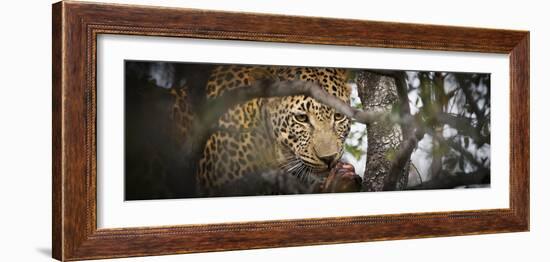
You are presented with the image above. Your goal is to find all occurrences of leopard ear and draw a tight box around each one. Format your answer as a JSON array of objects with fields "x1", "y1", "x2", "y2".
[
  {"x1": 341, "y1": 70, "x2": 353, "y2": 96},
  {"x1": 248, "y1": 67, "x2": 278, "y2": 82}
]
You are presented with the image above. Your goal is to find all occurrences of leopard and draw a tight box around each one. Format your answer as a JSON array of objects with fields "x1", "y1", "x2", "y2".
[{"x1": 191, "y1": 65, "x2": 362, "y2": 196}]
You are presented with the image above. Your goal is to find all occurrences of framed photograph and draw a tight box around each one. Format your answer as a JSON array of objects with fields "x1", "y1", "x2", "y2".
[{"x1": 52, "y1": 1, "x2": 529, "y2": 261}]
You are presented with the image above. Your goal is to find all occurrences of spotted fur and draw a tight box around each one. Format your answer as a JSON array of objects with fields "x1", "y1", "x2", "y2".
[
  {"x1": 194, "y1": 65, "x2": 352, "y2": 196},
  {"x1": 170, "y1": 87, "x2": 193, "y2": 144}
]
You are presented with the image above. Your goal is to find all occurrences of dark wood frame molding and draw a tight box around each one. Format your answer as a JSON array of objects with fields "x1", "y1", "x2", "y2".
[{"x1": 52, "y1": 1, "x2": 530, "y2": 261}]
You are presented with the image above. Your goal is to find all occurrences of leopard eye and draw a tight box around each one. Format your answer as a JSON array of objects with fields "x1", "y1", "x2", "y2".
[
  {"x1": 294, "y1": 113, "x2": 309, "y2": 123},
  {"x1": 334, "y1": 112, "x2": 345, "y2": 121}
]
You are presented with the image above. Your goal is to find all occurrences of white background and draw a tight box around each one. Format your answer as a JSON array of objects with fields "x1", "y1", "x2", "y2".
[{"x1": 0, "y1": 0, "x2": 546, "y2": 261}]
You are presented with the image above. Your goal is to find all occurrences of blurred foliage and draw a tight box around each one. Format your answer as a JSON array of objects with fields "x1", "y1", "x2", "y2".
[
  {"x1": 409, "y1": 71, "x2": 490, "y2": 185},
  {"x1": 124, "y1": 61, "x2": 214, "y2": 200}
]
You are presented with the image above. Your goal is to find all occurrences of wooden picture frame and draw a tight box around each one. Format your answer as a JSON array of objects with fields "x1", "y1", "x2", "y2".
[{"x1": 52, "y1": 1, "x2": 529, "y2": 261}]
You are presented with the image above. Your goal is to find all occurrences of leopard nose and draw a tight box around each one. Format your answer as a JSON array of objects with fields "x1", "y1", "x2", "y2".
[{"x1": 319, "y1": 153, "x2": 338, "y2": 167}]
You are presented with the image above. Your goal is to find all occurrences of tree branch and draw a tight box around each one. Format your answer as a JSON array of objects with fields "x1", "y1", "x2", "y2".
[
  {"x1": 458, "y1": 79, "x2": 485, "y2": 126},
  {"x1": 203, "y1": 79, "x2": 388, "y2": 128},
  {"x1": 188, "y1": 78, "x2": 391, "y2": 155},
  {"x1": 436, "y1": 113, "x2": 490, "y2": 145},
  {"x1": 407, "y1": 169, "x2": 489, "y2": 190},
  {"x1": 445, "y1": 138, "x2": 486, "y2": 170},
  {"x1": 382, "y1": 128, "x2": 425, "y2": 191}
]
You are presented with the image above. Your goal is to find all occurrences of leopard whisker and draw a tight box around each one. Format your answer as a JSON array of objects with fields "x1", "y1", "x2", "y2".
[
  {"x1": 279, "y1": 156, "x2": 297, "y2": 169},
  {"x1": 286, "y1": 161, "x2": 302, "y2": 173},
  {"x1": 303, "y1": 166, "x2": 314, "y2": 184},
  {"x1": 296, "y1": 163, "x2": 310, "y2": 182},
  {"x1": 295, "y1": 164, "x2": 307, "y2": 181},
  {"x1": 279, "y1": 160, "x2": 295, "y2": 170},
  {"x1": 279, "y1": 157, "x2": 299, "y2": 169}
]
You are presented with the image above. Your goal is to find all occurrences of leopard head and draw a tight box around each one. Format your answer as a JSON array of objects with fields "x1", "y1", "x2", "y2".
[{"x1": 264, "y1": 67, "x2": 351, "y2": 182}]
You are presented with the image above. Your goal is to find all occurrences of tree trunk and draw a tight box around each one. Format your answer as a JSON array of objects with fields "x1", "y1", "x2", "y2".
[
  {"x1": 357, "y1": 71, "x2": 409, "y2": 191},
  {"x1": 430, "y1": 73, "x2": 445, "y2": 180}
]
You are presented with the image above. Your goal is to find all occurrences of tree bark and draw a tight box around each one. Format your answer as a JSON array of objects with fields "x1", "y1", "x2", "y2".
[{"x1": 357, "y1": 71, "x2": 409, "y2": 191}]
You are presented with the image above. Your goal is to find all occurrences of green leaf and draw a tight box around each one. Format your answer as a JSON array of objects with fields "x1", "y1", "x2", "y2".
[{"x1": 344, "y1": 144, "x2": 363, "y2": 161}]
